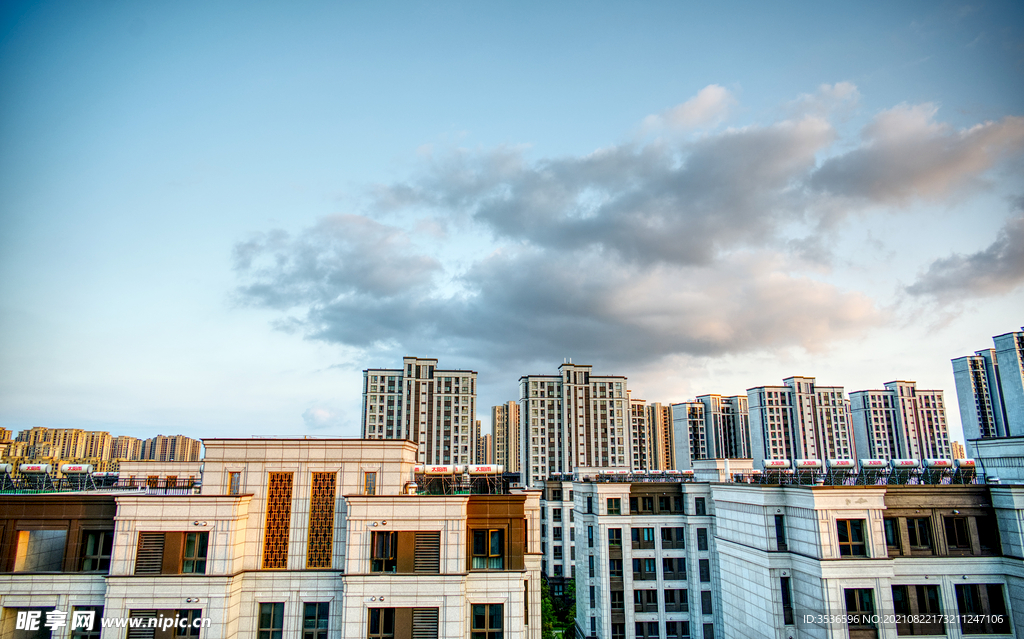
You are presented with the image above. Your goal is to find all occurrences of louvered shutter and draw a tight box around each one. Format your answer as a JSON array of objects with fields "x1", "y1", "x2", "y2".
[
  {"x1": 414, "y1": 532, "x2": 440, "y2": 573},
  {"x1": 412, "y1": 608, "x2": 439, "y2": 639},
  {"x1": 135, "y1": 533, "x2": 165, "y2": 574},
  {"x1": 127, "y1": 609, "x2": 157, "y2": 639}
]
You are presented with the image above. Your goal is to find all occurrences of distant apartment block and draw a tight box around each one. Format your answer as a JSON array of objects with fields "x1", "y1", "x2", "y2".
[
  {"x1": 850, "y1": 381, "x2": 951, "y2": 461},
  {"x1": 520, "y1": 362, "x2": 629, "y2": 487},
  {"x1": 476, "y1": 432, "x2": 493, "y2": 464},
  {"x1": 141, "y1": 434, "x2": 202, "y2": 462},
  {"x1": 629, "y1": 396, "x2": 655, "y2": 471},
  {"x1": 111, "y1": 435, "x2": 143, "y2": 460},
  {"x1": 747, "y1": 376, "x2": 854, "y2": 465},
  {"x1": 953, "y1": 327, "x2": 1024, "y2": 450},
  {"x1": 647, "y1": 403, "x2": 674, "y2": 470},
  {"x1": 361, "y1": 356, "x2": 478, "y2": 465},
  {"x1": 492, "y1": 401, "x2": 520, "y2": 473},
  {"x1": 952, "y1": 440, "x2": 966, "y2": 460},
  {"x1": 669, "y1": 395, "x2": 750, "y2": 469}
]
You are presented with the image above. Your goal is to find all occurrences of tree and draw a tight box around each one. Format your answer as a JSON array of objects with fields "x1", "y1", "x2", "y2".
[{"x1": 541, "y1": 578, "x2": 558, "y2": 639}]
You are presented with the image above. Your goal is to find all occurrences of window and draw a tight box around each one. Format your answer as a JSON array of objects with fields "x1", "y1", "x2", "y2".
[
  {"x1": 607, "y1": 498, "x2": 621, "y2": 515},
  {"x1": 371, "y1": 531, "x2": 397, "y2": 572},
  {"x1": 659, "y1": 496, "x2": 671, "y2": 512},
  {"x1": 884, "y1": 518, "x2": 901, "y2": 553},
  {"x1": 589, "y1": 555, "x2": 595, "y2": 577},
  {"x1": 364, "y1": 472, "x2": 377, "y2": 495},
  {"x1": 632, "y1": 527, "x2": 655, "y2": 549},
  {"x1": 553, "y1": 527, "x2": 562, "y2": 541},
  {"x1": 837, "y1": 519, "x2": 867, "y2": 556},
  {"x1": 586, "y1": 497, "x2": 593, "y2": 514},
  {"x1": 701, "y1": 590, "x2": 713, "y2": 614},
  {"x1": 553, "y1": 545, "x2": 562, "y2": 560},
  {"x1": 641, "y1": 496, "x2": 654, "y2": 512},
  {"x1": 182, "y1": 532, "x2": 209, "y2": 574},
  {"x1": 13, "y1": 529, "x2": 67, "y2": 571},
  {"x1": 774, "y1": 515, "x2": 787, "y2": 551},
  {"x1": 845, "y1": 588, "x2": 876, "y2": 632},
  {"x1": 471, "y1": 604, "x2": 503, "y2": 639},
  {"x1": 368, "y1": 608, "x2": 395, "y2": 639},
  {"x1": 611, "y1": 590, "x2": 624, "y2": 611},
  {"x1": 612, "y1": 623, "x2": 626, "y2": 639},
  {"x1": 673, "y1": 496, "x2": 685, "y2": 513},
  {"x1": 636, "y1": 622, "x2": 660, "y2": 638},
  {"x1": 302, "y1": 602, "x2": 328, "y2": 639},
  {"x1": 780, "y1": 577, "x2": 794, "y2": 625},
  {"x1": 944, "y1": 517, "x2": 970, "y2": 550},
  {"x1": 977, "y1": 516, "x2": 1000, "y2": 552},
  {"x1": 175, "y1": 609, "x2": 202, "y2": 637},
  {"x1": 70, "y1": 606, "x2": 103, "y2": 639},
  {"x1": 665, "y1": 589, "x2": 688, "y2": 612},
  {"x1": 699, "y1": 559, "x2": 710, "y2": 582},
  {"x1": 665, "y1": 621, "x2": 680, "y2": 638},
  {"x1": 589, "y1": 586, "x2": 596, "y2": 607},
  {"x1": 632, "y1": 558, "x2": 656, "y2": 580},
  {"x1": 228, "y1": 472, "x2": 241, "y2": 495},
  {"x1": 263, "y1": 472, "x2": 293, "y2": 569},
  {"x1": 703, "y1": 623, "x2": 714, "y2": 639},
  {"x1": 907, "y1": 518, "x2": 931, "y2": 551},
  {"x1": 307, "y1": 471, "x2": 336, "y2": 569},
  {"x1": 633, "y1": 590, "x2": 658, "y2": 612},
  {"x1": 609, "y1": 558, "x2": 623, "y2": 577},
  {"x1": 955, "y1": 584, "x2": 1010, "y2": 634},
  {"x1": 472, "y1": 529, "x2": 504, "y2": 570},
  {"x1": 553, "y1": 508, "x2": 562, "y2": 522},
  {"x1": 588, "y1": 526, "x2": 594, "y2": 548},
  {"x1": 694, "y1": 497, "x2": 706, "y2": 516},
  {"x1": 664, "y1": 557, "x2": 685, "y2": 580},
  {"x1": 662, "y1": 527, "x2": 684, "y2": 549},
  {"x1": 80, "y1": 530, "x2": 113, "y2": 572},
  {"x1": 608, "y1": 528, "x2": 621, "y2": 547},
  {"x1": 258, "y1": 603, "x2": 284, "y2": 639},
  {"x1": 697, "y1": 528, "x2": 708, "y2": 551},
  {"x1": 892, "y1": 585, "x2": 943, "y2": 635}
]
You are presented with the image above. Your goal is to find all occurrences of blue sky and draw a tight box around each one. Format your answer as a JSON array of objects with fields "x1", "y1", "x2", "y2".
[{"x1": 1, "y1": 1, "x2": 1022, "y2": 443}]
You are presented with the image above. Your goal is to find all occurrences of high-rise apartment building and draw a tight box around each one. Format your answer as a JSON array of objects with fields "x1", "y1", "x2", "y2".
[
  {"x1": 519, "y1": 362, "x2": 629, "y2": 486},
  {"x1": 850, "y1": 380, "x2": 951, "y2": 461},
  {"x1": 953, "y1": 327, "x2": 1024, "y2": 450},
  {"x1": 669, "y1": 395, "x2": 750, "y2": 469},
  {"x1": 747, "y1": 376, "x2": 854, "y2": 465},
  {"x1": 476, "y1": 432, "x2": 493, "y2": 464},
  {"x1": 361, "y1": 356, "x2": 478, "y2": 465},
  {"x1": 492, "y1": 401, "x2": 521, "y2": 473},
  {"x1": 647, "y1": 403, "x2": 674, "y2": 470},
  {"x1": 141, "y1": 434, "x2": 202, "y2": 462},
  {"x1": 952, "y1": 440, "x2": 966, "y2": 459},
  {"x1": 629, "y1": 396, "x2": 656, "y2": 471},
  {"x1": 111, "y1": 435, "x2": 143, "y2": 460}
]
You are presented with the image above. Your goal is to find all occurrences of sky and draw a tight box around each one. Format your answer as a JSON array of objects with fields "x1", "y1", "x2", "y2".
[{"x1": 1, "y1": 1, "x2": 1022, "y2": 445}]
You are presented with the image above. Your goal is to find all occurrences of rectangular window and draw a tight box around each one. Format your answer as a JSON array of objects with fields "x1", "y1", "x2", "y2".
[
  {"x1": 641, "y1": 496, "x2": 654, "y2": 512},
  {"x1": 368, "y1": 608, "x2": 395, "y2": 639},
  {"x1": 774, "y1": 515, "x2": 787, "y2": 551},
  {"x1": 659, "y1": 496, "x2": 671, "y2": 512},
  {"x1": 703, "y1": 622, "x2": 714, "y2": 639},
  {"x1": 228, "y1": 472, "x2": 241, "y2": 495},
  {"x1": 609, "y1": 558, "x2": 623, "y2": 577},
  {"x1": 307, "y1": 472, "x2": 336, "y2": 568},
  {"x1": 588, "y1": 555, "x2": 595, "y2": 577},
  {"x1": 182, "y1": 532, "x2": 208, "y2": 574},
  {"x1": 472, "y1": 529, "x2": 504, "y2": 570},
  {"x1": 607, "y1": 498, "x2": 621, "y2": 515},
  {"x1": 695, "y1": 497, "x2": 706, "y2": 516},
  {"x1": 302, "y1": 602, "x2": 328, "y2": 639},
  {"x1": 590, "y1": 586, "x2": 596, "y2": 607},
  {"x1": 673, "y1": 496, "x2": 685, "y2": 513},
  {"x1": 699, "y1": 559, "x2": 710, "y2": 582},
  {"x1": 837, "y1": 519, "x2": 867, "y2": 557},
  {"x1": 612, "y1": 623, "x2": 625, "y2": 639},
  {"x1": 586, "y1": 496, "x2": 593, "y2": 514},
  {"x1": 955, "y1": 584, "x2": 1010, "y2": 634},
  {"x1": 80, "y1": 530, "x2": 113, "y2": 572},
  {"x1": 13, "y1": 529, "x2": 67, "y2": 572},
  {"x1": 944, "y1": 517, "x2": 970, "y2": 550},
  {"x1": 263, "y1": 472, "x2": 293, "y2": 569},
  {"x1": 632, "y1": 527, "x2": 655, "y2": 549},
  {"x1": 697, "y1": 528, "x2": 708, "y2": 551},
  {"x1": 892, "y1": 585, "x2": 943, "y2": 635},
  {"x1": 977, "y1": 516, "x2": 1000, "y2": 552},
  {"x1": 371, "y1": 531, "x2": 397, "y2": 572},
  {"x1": 701, "y1": 590, "x2": 713, "y2": 614},
  {"x1": 258, "y1": 603, "x2": 284, "y2": 639},
  {"x1": 175, "y1": 609, "x2": 201, "y2": 637},
  {"x1": 471, "y1": 604, "x2": 503, "y2": 639},
  {"x1": 588, "y1": 526, "x2": 594, "y2": 548},
  {"x1": 608, "y1": 528, "x2": 621, "y2": 547},
  {"x1": 884, "y1": 518, "x2": 901, "y2": 553},
  {"x1": 364, "y1": 471, "x2": 377, "y2": 495},
  {"x1": 780, "y1": 577, "x2": 794, "y2": 625},
  {"x1": 611, "y1": 590, "x2": 624, "y2": 611},
  {"x1": 907, "y1": 518, "x2": 931, "y2": 551},
  {"x1": 70, "y1": 606, "x2": 103, "y2": 639},
  {"x1": 845, "y1": 588, "x2": 876, "y2": 632}
]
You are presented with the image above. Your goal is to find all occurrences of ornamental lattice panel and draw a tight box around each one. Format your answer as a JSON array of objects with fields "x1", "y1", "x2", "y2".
[
  {"x1": 262, "y1": 472, "x2": 293, "y2": 569},
  {"x1": 306, "y1": 471, "x2": 336, "y2": 568}
]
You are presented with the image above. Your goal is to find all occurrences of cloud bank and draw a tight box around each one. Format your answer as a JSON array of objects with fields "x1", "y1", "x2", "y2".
[{"x1": 233, "y1": 85, "x2": 1024, "y2": 368}]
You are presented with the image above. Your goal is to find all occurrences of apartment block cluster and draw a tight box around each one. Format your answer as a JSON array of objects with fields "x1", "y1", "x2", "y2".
[{"x1": 0, "y1": 427, "x2": 202, "y2": 477}]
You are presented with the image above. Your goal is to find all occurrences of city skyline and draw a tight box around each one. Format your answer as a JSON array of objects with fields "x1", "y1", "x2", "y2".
[{"x1": 2, "y1": 2, "x2": 1023, "y2": 443}]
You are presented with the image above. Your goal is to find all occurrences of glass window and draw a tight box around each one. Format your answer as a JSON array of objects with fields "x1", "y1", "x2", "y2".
[
  {"x1": 371, "y1": 531, "x2": 397, "y2": 572},
  {"x1": 781, "y1": 577, "x2": 794, "y2": 625},
  {"x1": 608, "y1": 528, "x2": 621, "y2": 547},
  {"x1": 697, "y1": 528, "x2": 708, "y2": 551},
  {"x1": 907, "y1": 518, "x2": 931, "y2": 550},
  {"x1": 228, "y1": 472, "x2": 241, "y2": 495},
  {"x1": 70, "y1": 606, "x2": 103, "y2": 639},
  {"x1": 607, "y1": 498, "x2": 621, "y2": 515},
  {"x1": 367, "y1": 608, "x2": 395, "y2": 639},
  {"x1": 471, "y1": 603, "x2": 503, "y2": 639},
  {"x1": 955, "y1": 583, "x2": 1010, "y2": 634},
  {"x1": 258, "y1": 603, "x2": 284, "y2": 639},
  {"x1": 884, "y1": 518, "x2": 901, "y2": 552},
  {"x1": 701, "y1": 590, "x2": 713, "y2": 614},
  {"x1": 80, "y1": 530, "x2": 113, "y2": 572},
  {"x1": 364, "y1": 472, "x2": 377, "y2": 495},
  {"x1": 944, "y1": 517, "x2": 970, "y2": 550},
  {"x1": 182, "y1": 532, "x2": 208, "y2": 574},
  {"x1": 472, "y1": 529, "x2": 504, "y2": 570},
  {"x1": 892, "y1": 584, "x2": 943, "y2": 635},
  {"x1": 774, "y1": 515, "x2": 787, "y2": 550},
  {"x1": 845, "y1": 588, "x2": 876, "y2": 632},
  {"x1": 695, "y1": 498, "x2": 707, "y2": 516},
  {"x1": 174, "y1": 609, "x2": 202, "y2": 637},
  {"x1": 837, "y1": 520, "x2": 867, "y2": 556},
  {"x1": 302, "y1": 602, "x2": 328, "y2": 639}
]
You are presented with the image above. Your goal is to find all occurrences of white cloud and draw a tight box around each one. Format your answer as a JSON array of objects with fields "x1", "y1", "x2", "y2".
[{"x1": 642, "y1": 84, "x2": 737, "y2": 132}]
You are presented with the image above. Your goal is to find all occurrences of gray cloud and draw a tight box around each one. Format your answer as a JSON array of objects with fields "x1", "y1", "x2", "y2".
[
  {"x1": 906, "y1": 208, "x2": 1024, "y2": 300},
  {"x1": 811, "y1": 104, "x2": 1024, "y2": 203}
]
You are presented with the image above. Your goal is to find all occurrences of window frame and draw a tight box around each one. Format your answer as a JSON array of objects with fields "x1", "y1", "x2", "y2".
[
  {"x1": 837, "y1": 519, "x2": 868, "y2": 557},
  {"x1": 471, "y1": 529, "x2": 505, "y2": 570}
]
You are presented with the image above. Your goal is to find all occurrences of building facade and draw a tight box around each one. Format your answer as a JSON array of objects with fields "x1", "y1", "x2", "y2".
[
  {"x1": 0, "y1": 438, "x2": 543, "y2": 639},
  {"x1": 519, "y1": 362, "x2": 629, "y2": 487},
  {"x1": 850, "y1": 381, "x2": 952, "y2": 461},
  {"x1": 361, "y1": 356, "x2": 478, "y2": 465},
  {"x1": 953, "y1": 328, "x2": 1024, "y2": 452}
]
